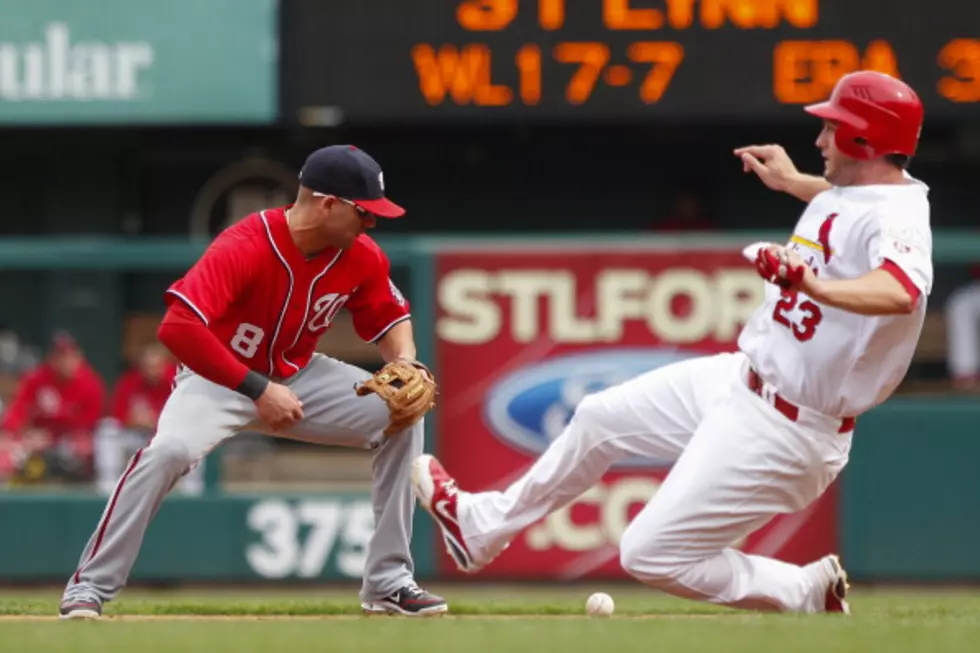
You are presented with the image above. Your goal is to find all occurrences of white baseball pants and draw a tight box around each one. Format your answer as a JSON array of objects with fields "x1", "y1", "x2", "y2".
[{"x1": 458, "y1": 352, "x2": 852, "y2": 612}]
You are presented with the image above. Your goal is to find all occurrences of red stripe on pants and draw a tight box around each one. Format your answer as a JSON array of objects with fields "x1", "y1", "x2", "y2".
[{"x1": 73, "y1": 448, "x2": 144, "y2": 584}]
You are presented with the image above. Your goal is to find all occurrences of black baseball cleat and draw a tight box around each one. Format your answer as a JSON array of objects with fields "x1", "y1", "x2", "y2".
[
  {"x1": 59, "y1": 597, "x2": 103, "y2": 620},
  {"x1": 361, "y1": 584, "x2": 448, "y2": 617}
]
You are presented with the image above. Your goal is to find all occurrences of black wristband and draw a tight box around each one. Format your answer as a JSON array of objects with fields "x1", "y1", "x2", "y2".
[{"x1": 236, "y1": 371, "x2": 270, "y2": 401}]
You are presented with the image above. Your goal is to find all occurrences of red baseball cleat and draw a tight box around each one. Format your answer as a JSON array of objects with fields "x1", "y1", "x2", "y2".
[{"x1": 411, "y1": 455, "x2": 481, "y2": 573}]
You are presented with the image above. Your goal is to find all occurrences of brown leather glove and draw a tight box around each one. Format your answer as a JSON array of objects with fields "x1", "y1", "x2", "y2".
[{"x1": 355, "y1": 358, "x2": 437, "y2": 436}]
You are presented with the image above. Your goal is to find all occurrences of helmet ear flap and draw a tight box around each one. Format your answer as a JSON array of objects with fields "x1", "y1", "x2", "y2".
[
  {"x1": 833, "y1": 122, "x2": 876, "y2": 161},
  {"x1": 851, "y1": 135, "x2": 874, "y2": 159}
]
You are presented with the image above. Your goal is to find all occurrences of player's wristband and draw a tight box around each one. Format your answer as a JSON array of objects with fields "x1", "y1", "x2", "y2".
[{"x1": 236, "y1": 371, "x2": 270, "y2": 401}]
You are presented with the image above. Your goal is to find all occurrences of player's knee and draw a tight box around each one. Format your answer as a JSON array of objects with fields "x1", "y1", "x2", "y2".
[
  {"x1": 618, "y1": 529, "x2": 648, "y2": 578},
  {"x1": 569, "y1": 393, "x2": 614, "y2": 440},
  {"x1": 619, "y1": 524, "x2": 676, "y2": 583},
  {"x1": 142, "y1": 438, "x2": 195, "y2": 475}
]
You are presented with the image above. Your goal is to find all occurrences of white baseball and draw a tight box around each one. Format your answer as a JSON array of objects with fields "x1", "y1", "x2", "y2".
[{"x1": 586, "y1": 592, "x2": 614, "y2": 617}]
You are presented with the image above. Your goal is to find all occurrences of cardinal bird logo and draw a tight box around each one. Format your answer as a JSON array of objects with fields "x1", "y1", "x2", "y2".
[{"x1": 818, "y1": 213, "x2": 839, "y2": 264}]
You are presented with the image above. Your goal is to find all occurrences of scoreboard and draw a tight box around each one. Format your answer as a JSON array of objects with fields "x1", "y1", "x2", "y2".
[{"x1": 281, "y1": 0, "x2": 980, "y2": 123}]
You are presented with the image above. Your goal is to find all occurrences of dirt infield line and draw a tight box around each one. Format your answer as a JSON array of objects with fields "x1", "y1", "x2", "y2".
[{"x1": 0, "y1": 614, "x2": 730, "y2": 622}]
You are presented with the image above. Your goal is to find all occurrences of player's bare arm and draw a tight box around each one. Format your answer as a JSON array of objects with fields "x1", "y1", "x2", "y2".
[
  {"x1": 769, "y1": 247, "x2": 918, "y2": 316},
  {"x1": 734, "y1": 144, "x2": 831, "y2": 203},
  {"x1": 802, "y1": 268, "x2": 917, "y2": 316},
  {"x1": 375, "y1": 319, "x2": 418, "y2": 362}
]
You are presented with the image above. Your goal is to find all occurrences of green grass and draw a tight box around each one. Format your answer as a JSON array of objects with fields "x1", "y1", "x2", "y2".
[{"x1": 1, "y1": 585, "x2": 979, "y2": 653}]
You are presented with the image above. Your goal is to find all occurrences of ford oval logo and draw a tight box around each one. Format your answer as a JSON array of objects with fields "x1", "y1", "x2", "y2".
[{"x1": 483, "y1": 348, "x2": 698, "y2": 469}]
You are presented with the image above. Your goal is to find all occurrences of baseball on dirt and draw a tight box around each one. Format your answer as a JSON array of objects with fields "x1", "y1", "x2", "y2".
[{"x1": 586, "y1": 592, "x2": 615, "y2": 617}]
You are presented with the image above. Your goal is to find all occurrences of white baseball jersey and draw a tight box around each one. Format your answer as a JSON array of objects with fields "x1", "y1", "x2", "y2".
[{"x1": 738, "y1": 174, "x2": 933, "y2": 417}]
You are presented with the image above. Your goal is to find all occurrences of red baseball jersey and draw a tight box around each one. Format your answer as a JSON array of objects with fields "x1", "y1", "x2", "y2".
[
  {"x1": 110, "y1": 363, "x2": 178, "y2": 427},
  {"x1": 165, "y1": 207, "x2": 410, "y2": 379},
  {"x1": 0, "y1": 362, "x2": 105, "y2": 437}
]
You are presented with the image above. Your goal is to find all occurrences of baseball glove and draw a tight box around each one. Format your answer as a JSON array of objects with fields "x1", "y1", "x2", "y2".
[{"x1": 355, "y1": 358, "x2": 438, "y2": 436}]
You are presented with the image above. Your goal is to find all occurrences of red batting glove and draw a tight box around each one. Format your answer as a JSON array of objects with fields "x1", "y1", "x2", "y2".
[{"x1": 755, "y1": 248, "x2": 804, "y2": 289}]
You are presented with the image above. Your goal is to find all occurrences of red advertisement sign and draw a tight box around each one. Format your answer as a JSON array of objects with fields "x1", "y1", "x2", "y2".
[{"x1": 434, "y1": 247, "x2": 838, "y2": 579}]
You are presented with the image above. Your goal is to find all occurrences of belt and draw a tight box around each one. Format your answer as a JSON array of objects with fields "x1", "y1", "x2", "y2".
[{"x1": 747, "y1": 368, "x2": 855, "y2": 434}]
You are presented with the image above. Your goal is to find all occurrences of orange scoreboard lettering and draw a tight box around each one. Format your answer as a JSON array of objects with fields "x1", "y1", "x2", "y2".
[{"x1": 285, "y1": 1, "x2": 980, "y2": 121}]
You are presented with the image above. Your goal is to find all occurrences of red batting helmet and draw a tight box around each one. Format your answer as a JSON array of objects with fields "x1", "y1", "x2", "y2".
[{"x1": 804, "y1": 71, "x2": 923, "y2": 161}]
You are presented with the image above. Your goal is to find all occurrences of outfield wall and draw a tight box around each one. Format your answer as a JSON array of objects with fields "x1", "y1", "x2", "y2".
[{"x1": 0, "y1": 399, "x2": 976, "y2": 584}]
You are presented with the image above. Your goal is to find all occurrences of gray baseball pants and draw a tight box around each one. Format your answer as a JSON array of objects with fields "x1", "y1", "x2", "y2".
[{"x1": 62, "y1": 354, "x2": 422, "y2": 603}]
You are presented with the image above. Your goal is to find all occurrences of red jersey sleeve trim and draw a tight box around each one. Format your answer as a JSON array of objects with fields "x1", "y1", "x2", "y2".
[
  {"x1": 881, "y1": 259, "x2": 922, "y2": 309},
  {"x1": 367, "y1": 314, "x2": 411, "y2": 344},
  {"x1": 166, "y1": 289, "x2": 210, "y2": 325}
]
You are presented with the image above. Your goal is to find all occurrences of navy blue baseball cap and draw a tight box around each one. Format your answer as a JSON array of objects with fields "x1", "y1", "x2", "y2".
[{"x1": 298, "y1": 145, "x2": 405, "y2": 218}]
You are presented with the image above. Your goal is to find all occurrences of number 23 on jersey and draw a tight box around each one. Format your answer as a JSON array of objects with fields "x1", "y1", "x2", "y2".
[{"x1": 772, "y1": 289, "x2": 823, "y2": 342}]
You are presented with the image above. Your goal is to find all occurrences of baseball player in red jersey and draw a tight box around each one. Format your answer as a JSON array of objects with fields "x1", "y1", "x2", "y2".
[
  {"x1": 0, "y1": 332, "x2": 105, "y2": 476},
  {"x1": 412, "y1": 72, "x2": 929, "y2": 615},
  {"x1": 60, "y1": 145, "x2": 447, "y2": 618}
]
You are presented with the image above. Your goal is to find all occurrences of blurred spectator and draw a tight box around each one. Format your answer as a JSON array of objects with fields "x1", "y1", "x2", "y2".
[
  {"x1": 0, "y1": 324, "x2": 39, "y2": 415},
  {"x1": 0, "y1": 332, "x2": 105, "y2": 485},
  {"x1": 651, "y1": 189, "x2": 716, "y2": 232},
  {"x1": 945, "y1": 270, "x2": 980, "y2": 391},
  {"x1": 93, "y1": 342, "x2": 202, "y2": 495}
]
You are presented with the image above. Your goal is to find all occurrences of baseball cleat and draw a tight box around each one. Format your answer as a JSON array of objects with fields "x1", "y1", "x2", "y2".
[
  {"x1": 411, "y1": 454, "x2": 481, "y2": 573},
  {"x1": 823, "y1": 554, "x2": 851, "y2": 615},
  {"x1": 58, "y1": 597, "x2": 103, "y2": 620},
  {"x1": 361, "y1": 584, "x2": 448, "y2": 617}
]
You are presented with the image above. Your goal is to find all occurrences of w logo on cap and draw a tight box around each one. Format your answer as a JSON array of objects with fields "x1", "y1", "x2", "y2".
[{"x1": 378, "y1": 172, "x2": 385, "y2": 191}]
